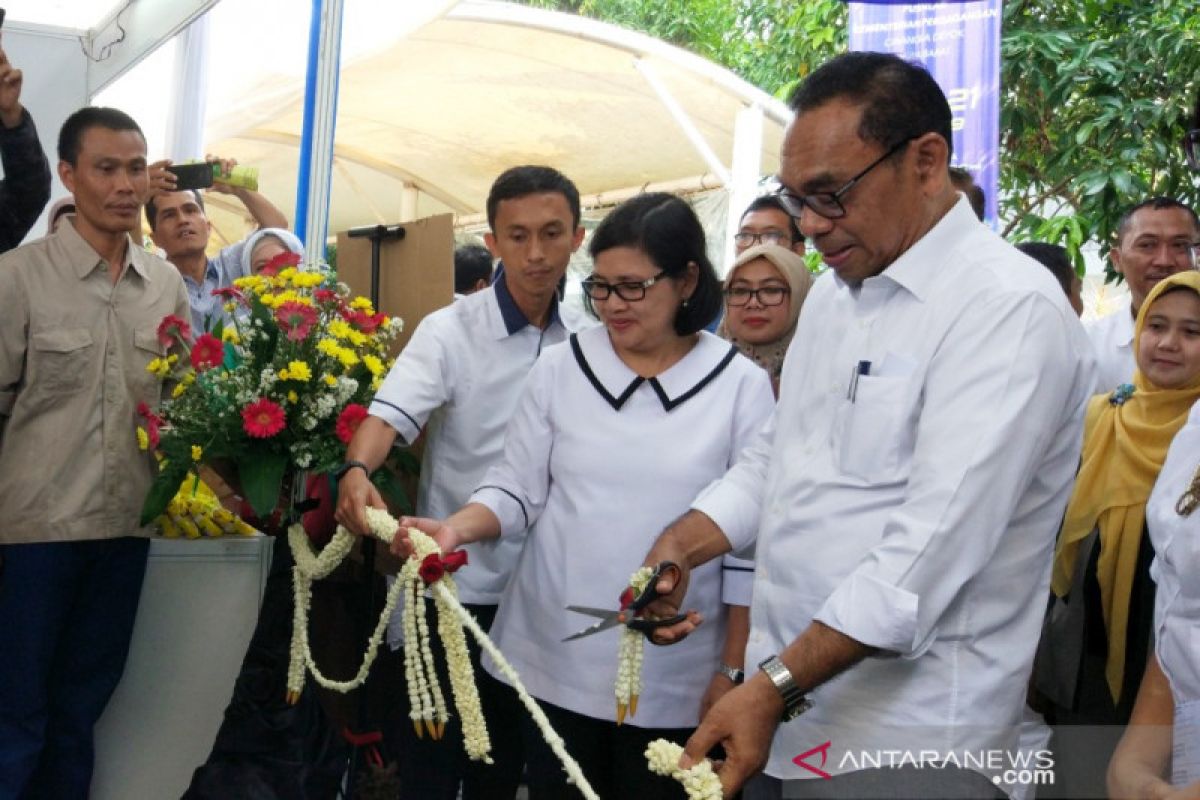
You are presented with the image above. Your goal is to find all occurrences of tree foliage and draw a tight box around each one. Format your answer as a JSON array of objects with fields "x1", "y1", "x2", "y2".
[{"x1": 516, "y1": 0, "x2": 1200, "y2": 276}]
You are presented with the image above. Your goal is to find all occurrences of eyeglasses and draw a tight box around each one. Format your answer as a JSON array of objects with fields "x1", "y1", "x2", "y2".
[
  {"x1": 733, "y1": 230, "x2": 792, "y2": 249},
  {"x1": 582, "y1": 271, "x2": 669, "y2": 302},
  {"x1": 724, "y1": 286, "x2": 790, "y2": 307},
  {"x1": 1185, "y1": 128, "x2": 1200, "y2": 171},
  {"x1": 776, "y1": 136, "x2": 916, "y2": 220}
]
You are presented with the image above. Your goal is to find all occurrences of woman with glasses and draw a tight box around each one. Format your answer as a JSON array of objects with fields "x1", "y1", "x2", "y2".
[{"x1": 392, "y1": 192, "x2": 774, "y2": 798}]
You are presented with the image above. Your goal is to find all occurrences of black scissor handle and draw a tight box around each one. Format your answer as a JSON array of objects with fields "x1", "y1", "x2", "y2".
[
  {"x1": 626, "y1": 560, "x2": 682, "y2": 614},
  {"x1": 627, "y1": 613, "x2": 689, "y2": 643}
]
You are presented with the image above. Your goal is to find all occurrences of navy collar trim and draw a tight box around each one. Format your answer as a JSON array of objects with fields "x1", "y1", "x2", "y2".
[
  {"x1": 494, "y1": 267, "x2": 561, "y2": 335},
  {"x1": 569, "y1": 333, "x2": 739, "y2": 412}
]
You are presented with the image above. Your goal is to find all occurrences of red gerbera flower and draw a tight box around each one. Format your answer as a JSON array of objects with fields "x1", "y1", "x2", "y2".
[
  {"x1": 157, "y1": 314, "x2": 192, "y2": 348},
  {"x1": 190, "y1": 333, "x2": 225, "y2": 372},
  {"x1": 136, "y1": 402, "x2": 162, "y2": 449},
  {"x1": 242, "y1": 398, "x2": 287, "y2": 438},
  {"x1": 334, "y1": 403, "x2": 370, "y2": 444},
  {"x1": 211, "y1": 286, "x2": 245, "y2": 301},
  {"x1": 275, "y1": 302, "x2": 318, "y2": 342},
  {"x1": 313, "y1": 288, "x2": 338, "y2": 305},
  {"x1": 260, "y1": 251, "x2": 302, "y2": 277},
  {"x1": 347, "y1": 309, "x2": 386, "y2": 334}
]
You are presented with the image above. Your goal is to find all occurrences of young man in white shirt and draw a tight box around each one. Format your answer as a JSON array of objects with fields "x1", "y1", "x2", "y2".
[
  {"x1": 638, "y1": 52, "x2": 1096, "y2": 798},
  {"x1": 335, "y1": 165, "x2": 585, "y2": 800},
  {"x1": 1087, "y1": 198, "x2": 1199, "y2": 393}
]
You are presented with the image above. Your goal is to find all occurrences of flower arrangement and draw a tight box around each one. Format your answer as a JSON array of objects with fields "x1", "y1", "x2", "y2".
[
  {"x1": 645, "y1": 739, "x2": 723, "y2": 800},
  {"x1": 615, "y1": 565, "x2": 654, "y2": 724},
  {"x1": 138, "y1": 252, "x2": 403, "y2": 523}
]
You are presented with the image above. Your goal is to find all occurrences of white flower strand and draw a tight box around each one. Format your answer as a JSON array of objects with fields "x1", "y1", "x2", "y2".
[
  {"x1": 413, "y1": 577, "x2": 450, "y2": 738},
  {"x1": 645, "y1": 739, "x2": 723, "y2": 800},
  {"x1": 435, "y1": 572, "x2": 492, "y2": 763},
  {"x1": 402, "y1": 575, "x2": 433, "y2": 736},
  {"x1": 615, "y1": 566, "x2": 654, "y2": 723}
]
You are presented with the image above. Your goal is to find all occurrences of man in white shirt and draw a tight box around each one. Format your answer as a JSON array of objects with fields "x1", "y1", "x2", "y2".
[
  {"x1": 640, "y1": 52, "x2": 1096, "y2": 798},
  {"x1": 1086, "y1": 197, "x2": 1199, "y2": 393},
  {"x1": 335, "y1": 165, "x2": 585, "y2": 800}
]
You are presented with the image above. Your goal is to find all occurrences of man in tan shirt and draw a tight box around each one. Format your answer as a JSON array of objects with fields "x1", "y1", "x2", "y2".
[{"x1": 0, "y1": 106, "x2": 189, "y2": 797}]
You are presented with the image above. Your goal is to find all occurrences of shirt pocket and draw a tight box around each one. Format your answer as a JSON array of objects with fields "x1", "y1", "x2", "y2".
[
  {"x1": 833, "y1": 373, "x2": 915, "y2": 483},
  {"x1": 31, "y1": 328, "x2": 94, "y2": 395},
  {"x1": 133, "y1": 329, "x2": 169, "y2": 399}
]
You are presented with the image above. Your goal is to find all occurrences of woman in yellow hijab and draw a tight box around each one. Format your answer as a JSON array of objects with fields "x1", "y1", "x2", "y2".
[{"x1": 1037, "y1": 270, "x2": 1200, "y2": 785}]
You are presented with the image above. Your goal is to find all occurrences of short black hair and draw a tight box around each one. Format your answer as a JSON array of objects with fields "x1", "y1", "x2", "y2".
[
  {"x1": 788, "y1": 51, "x2": 953, "y2": 163},
  {"x1": 57, "y1": 106, "x2": 145, "y2": 166},
  {"x1": 145, "y1": 189, "x2": 206, "y2": 232},
  {"x1": 486, "y1": 165, "x2": 581, "y2": 231},
  {"x1": 1016, "y1": 242, "x2": 1075, "y2": 299},
  {"x1": 1115, "y1": 197, "x2": 1200, "y2": 245},
  {"x1": 586, "y1": 192, "x2": 721, "y2": 336},
  {"x1": 741, "y1": 194, "x2": 802, "y2": 243},
  {"x1": 948, "y1": 167, "x2": 986, "y2": 220},
  {"x1": 454, "y1": 244, "x2": 494, "y2": 293}
]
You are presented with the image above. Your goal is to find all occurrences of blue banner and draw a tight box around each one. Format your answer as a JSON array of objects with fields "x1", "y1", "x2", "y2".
[{"x1": 848, "y1": 1, "x2": 1002, "y2": 225}]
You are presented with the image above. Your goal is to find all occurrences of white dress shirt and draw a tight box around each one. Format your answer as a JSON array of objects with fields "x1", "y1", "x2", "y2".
[
  {"x1": 369, "y1": 274, "x2": 573, "y2": 608},
  {"x1": 692, "y1": 198, "x2": 1096, "y2": 780},
  {"x1": 472, "y1": 327, "x2": 774, "y2": 727},
  {"x1": 1148, "y1": 403, "x2": 1200, "y2": 785},
  {"x1": 1086, "y1": 306, "x2": 1135, "y2": 394}
]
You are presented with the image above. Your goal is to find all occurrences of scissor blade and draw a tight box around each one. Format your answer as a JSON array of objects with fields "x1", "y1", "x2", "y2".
[{"x1": 562, "y1": 614, "x2": 621, "y2": 642}]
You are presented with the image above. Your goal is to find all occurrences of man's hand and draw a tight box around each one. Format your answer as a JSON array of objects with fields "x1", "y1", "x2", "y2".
[
  {"x1": 682, "y1": 672, "x2": 783, "y2": 796},
  {"x1": 698, "y1": 671, "x2": 737, "y2": 719},
  {"x1": 205, "y1": 154, "x2": 240, "y2": 195},
  {"x1": 333, "y1": 469, "x2": 387, "y2": 537},
  {"x1": 630, "y1": 541, "x2": 701, "y2": 645},
  {"x1": 146, "y1": 159, "x2": 178, "y2": 200},
  {"x1": 0, "y1": 46, "x2": 25, "y2": 129}
]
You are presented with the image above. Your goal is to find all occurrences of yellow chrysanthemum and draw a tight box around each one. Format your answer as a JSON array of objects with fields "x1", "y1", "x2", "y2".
[
  {"x1": 286, "y1": 360, "x2": 312, "y2": 381},
  {"x1": 191, "y1": 445, "x2": 203, "y2": 461},
  {"x1": 145, "y1": 358, "x2": 171, "y2": 378},
  {"x1": 222, "y1": 327, "x2": 240, "y2": 345},
  {"x1": 322, "y1": 374, "x2": 338, "y2": 387},
  {"x1": 362, "y1": 354, "x2": 384, "y2": 377},
  {"x1": 292, "y1": 272, "x2": 324, "y2": 288},
  {"x1": 233, "y1": 275, "x2": 263, "y2": 291},
  {"x1": 224, "y1": 302, "x2": 236, "y2": 313},
  {"x1": 336, "y1": 348, "x2": 359, "y2": 368},
  {"x1": 287, "y1": 390, "x2": 299, "y2": 403},
  {"x1": 347, "y1": 330, "x2": 368, "y2": 347},
  {"x1": 278, "y1": 368, "x2": 291, "y2": 381},
  {"x1": 349, "y1": 297, "x2": 374, "y2": 312},
  {"x1": 183, "y1": 371, "x2": 197, "y2": 386},
  {"x1": 172, "y1": 382, "x2": 187, "y2": 399},
  {"x1": 136, "y1": 427, "x2": 149, "y2": 450},
  {"x1": 327, "y1": 319, "x2": 352, "y2": 340},
  {"x1": 167, "y1": 354, "x2": 179, "y2": 365},
  {"x1": 317, "y1": 339, "x2": 341, "y2": 358},
  {"x1": 371, "y1": 376, "x2": 383, "y2": 392}
]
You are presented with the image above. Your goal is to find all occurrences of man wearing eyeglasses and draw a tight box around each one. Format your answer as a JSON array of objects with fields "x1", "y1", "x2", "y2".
[
  {"x1": 733, "y1": 195, "x2": 806, "y2": 256},
  {"x1": 635, "y1": 52, "x2": 1095, "y2": 798},
  {"x1": 1087, "y1": 198, "x2": 1200, "y2": 393}
]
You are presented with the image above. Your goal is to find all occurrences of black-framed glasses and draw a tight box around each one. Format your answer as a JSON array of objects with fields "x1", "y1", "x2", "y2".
[
  {"x1": 1186, "y1": 128, "x2": 1200, "y2": 171},
  {"x1": 776, "y1": 136, "x2": 916, "y2": 220},
  {"x1": 733, "y1": 230, "x2": 793, "y2": 249},
  {"x1": 581, "y1": 271, "x2": 669, "y2": 302},
  {"x1": 724, "y1": 286, "x2": 790, "y2": 307}
]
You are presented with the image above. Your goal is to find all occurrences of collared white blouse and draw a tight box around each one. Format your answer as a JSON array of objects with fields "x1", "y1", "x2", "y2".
[
  {"x1": 471, "y1": 326, "x2": 774, "y2": 727},
  {"x1": 693, "y1": 198, "x2": 1097, "y2": 779}
]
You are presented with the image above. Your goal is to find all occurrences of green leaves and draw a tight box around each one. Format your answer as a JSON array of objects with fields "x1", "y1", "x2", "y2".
[
  {"x1": 238, "y1": 452, "x2": 291, "y2": 519},
  {"x1": 140, "y1": 461, "x2": 190, "y2": 526}
]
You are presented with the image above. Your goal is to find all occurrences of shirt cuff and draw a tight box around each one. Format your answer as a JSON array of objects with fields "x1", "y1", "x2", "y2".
[
  {"x1": 469, "y1": 486, "x2": 528, "y2": 536},
  {"x1": 813, "y1": 571, "x2": 930, "y2": 657},
  {"x1": 368, "y1": 398, "x2": 421, "y2": 444},
  {"x1": 691, "y1": 478, "x2": 761, "y2": 553},
  {"x1": 721, "y1": 555, "x2": 754, "y2": 606}
]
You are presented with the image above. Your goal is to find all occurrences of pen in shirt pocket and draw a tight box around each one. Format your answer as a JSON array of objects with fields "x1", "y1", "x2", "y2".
[{"x1": 848, "y1": 360, "x2": 871, "y2": 402}]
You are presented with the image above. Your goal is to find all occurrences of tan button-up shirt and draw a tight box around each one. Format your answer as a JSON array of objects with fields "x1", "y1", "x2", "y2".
[{"x1": 0, "y1": 220, "x2": 189, "y2": 544}]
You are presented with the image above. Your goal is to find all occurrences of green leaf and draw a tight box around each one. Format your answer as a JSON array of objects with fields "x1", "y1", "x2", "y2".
[
  {"x1": 238, "y1": 452, "x2": 290, "y2": 519},
  {"x1": 140, "y1": 463, "x2": 189, "y2": 526}
]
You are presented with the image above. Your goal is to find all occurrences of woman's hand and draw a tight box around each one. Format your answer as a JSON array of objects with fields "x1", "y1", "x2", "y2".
[{"x1": 393, "y1": 516, "x2": 463, "y2": 560}]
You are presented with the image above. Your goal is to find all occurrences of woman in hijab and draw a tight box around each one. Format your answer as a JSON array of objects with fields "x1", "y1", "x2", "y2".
[
  {"x1": 716, "y1": 243, "x2": 813, "y2": 397},
  {"x1": 240, "y1": 227, "x2": 304, "y2": 276},
  {"x1": 702, "y1": 243, "x2": 813, "y2": 722},
  {"x1": 1037, "y1": 271, "x2": 1200, "y2": 797}
]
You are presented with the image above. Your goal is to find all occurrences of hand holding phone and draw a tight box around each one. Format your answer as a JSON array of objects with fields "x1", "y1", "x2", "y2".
[{"x1": 166, "y1": 162, "x2": 215, "y2": 192}]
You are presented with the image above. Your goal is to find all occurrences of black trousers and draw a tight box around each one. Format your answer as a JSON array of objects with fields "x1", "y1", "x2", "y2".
[{"x1": 521, "y1": 697, "x2": 692, "y2": 800}]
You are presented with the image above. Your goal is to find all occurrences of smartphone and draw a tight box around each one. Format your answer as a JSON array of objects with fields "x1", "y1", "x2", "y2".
[{"x1": 167, "y1": 162, "x2": 214, "y2": 191}]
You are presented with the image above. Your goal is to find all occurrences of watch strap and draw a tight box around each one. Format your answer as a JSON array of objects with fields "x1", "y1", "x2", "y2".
[
  {"x1": 716, "y1": 662, "x2": 744, "y2": 684},
  {"x1": 335, "y1": 460, "x2": 370, "y2": 482},
  {"x1": 758, "y1": 655, "x2": 812, "y2": 721}
]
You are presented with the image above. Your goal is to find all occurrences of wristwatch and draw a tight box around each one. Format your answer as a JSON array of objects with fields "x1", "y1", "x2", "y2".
[
  {"x1": 334, "y1": 460, "x2": 370, "y2": 482},
  {"x1": 758, "y1": 655, "x2": 812, "y2": 721},
  {"x1": 716, "y1": 662, "x2": 744, "y2": 684}
]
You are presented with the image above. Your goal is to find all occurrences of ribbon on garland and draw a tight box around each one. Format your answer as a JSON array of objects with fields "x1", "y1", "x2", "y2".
[{"x1": 418, "y1": 550, "x2": 468, "y2": 585}]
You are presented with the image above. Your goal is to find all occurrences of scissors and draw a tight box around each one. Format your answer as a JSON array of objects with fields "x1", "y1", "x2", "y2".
[{"x1": 563, "y1": 561, "x2": 687, "y2": 642}]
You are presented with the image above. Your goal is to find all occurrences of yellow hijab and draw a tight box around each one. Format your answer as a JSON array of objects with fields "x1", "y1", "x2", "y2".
[{"x1": 1051, "y1": 270, "x2": 1200, "y2": 702}]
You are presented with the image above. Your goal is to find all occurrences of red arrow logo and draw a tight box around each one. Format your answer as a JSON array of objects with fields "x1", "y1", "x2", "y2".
[{"x1": 792, "y1": 740, "x2": 833, "y2": 779}]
